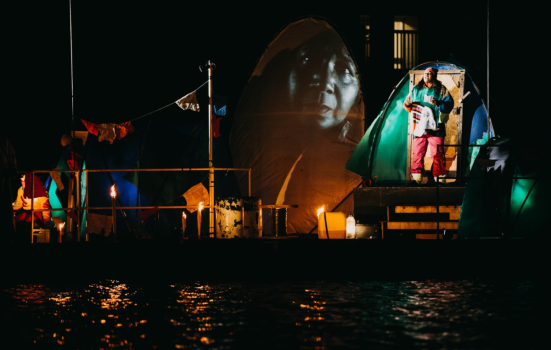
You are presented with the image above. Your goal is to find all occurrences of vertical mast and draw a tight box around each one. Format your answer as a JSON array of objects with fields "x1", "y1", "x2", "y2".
[
  {"x1": 208, "y1": 61, "x2": 215, "y2": 236},
  {"x1": 70, "y1": 0, "x2": 74, "y2": 120},
  {"x1": 487, "y1": 0, "x2": 490, "y2": 137},
  {"x1": 69, "y1": 0, "x2": 79, "y2": 240}
]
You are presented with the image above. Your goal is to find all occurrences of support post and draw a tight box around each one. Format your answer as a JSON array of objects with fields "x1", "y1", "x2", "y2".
[
  {"x1": 76, "y1": 170, "x2": 80, "y2": 242},
  {"x1": 31, "y1": 172, "x2": 35, "y2": 243},
  {"x1": 208, "y1": 61, "x2": 215, "y2": 237},
  {"x1": 487, "y1": 0, "x2": 490, "y2": 137}
]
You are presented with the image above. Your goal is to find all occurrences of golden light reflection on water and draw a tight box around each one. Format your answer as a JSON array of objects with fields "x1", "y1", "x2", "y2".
[{"x1": 4, "y1": 280, "x2": 543, "y2": 349}]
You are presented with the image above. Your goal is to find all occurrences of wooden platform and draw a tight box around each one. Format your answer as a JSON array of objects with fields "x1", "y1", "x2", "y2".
[{"x1": 354, "y1": 187, "x2": 465, "y2": 240}]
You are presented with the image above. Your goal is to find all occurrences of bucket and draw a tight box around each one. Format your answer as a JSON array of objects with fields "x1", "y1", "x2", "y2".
[
  {"x1": 271, "y1": 208, "x2": 287, "y2": 237},
  {"x1": 216, "y1": 197, "x2": 243, "y2": 238},
  {"x1": 242, "y1": 197, "x2": 261, "y2": 238}
]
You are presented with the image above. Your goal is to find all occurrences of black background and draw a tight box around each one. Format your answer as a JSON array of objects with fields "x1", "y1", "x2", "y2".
[{"x1": 4, "y1": 1, "x2": 514, "y2": 171}]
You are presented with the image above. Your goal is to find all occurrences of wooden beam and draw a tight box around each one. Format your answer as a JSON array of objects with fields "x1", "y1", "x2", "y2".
[
  {"x1": 386, "y1": 222, "x2": 459, "y2": 230},
  {"x1": 416, "y1": 233, "x2": 456, "y2": 240},
  {"x1": 409, "y1": 70, "x2": 464, "y2": 74},
  {"x1": 394, "y1": 205, "x2": 461, "y2": 214}
]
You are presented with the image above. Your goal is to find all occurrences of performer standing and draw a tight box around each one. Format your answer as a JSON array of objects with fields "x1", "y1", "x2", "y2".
[{"x1": 404, "y1": 67, "x2": 454, "y2": 184}]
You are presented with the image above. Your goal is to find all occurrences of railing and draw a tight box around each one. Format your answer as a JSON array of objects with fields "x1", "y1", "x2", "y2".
[{"x1": 25, "y1": 167, "x2": 252, "y2": 243}]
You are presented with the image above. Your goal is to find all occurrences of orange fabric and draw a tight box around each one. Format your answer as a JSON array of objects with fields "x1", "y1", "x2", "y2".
[{"x1": 116, "y1": 121, "x2": 135, "y2": 140}]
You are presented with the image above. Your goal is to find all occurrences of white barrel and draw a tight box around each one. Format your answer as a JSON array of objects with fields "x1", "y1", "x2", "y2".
[{"x1": 216, "y1": 197, "x2": 243, "y2": 238}]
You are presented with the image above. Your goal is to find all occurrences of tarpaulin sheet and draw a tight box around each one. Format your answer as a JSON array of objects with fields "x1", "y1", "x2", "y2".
[{"x1": 230, "y1": 18, "x2": 364, "y2": 234}]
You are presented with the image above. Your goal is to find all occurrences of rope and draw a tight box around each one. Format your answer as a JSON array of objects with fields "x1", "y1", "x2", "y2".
[{"x1": 128, "y1": 79, "x2": 209, "y2": 122}]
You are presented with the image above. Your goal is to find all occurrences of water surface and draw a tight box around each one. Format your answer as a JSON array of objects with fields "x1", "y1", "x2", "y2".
[{"x1": 1, "y1": 279, "x2": 547, "y2": 349}]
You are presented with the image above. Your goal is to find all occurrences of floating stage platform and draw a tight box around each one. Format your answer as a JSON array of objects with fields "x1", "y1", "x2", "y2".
[
  {"x1": 2, "y1": 238, "x2": 548, "y2": 284},
  {"x1": 354, "y1": 186, "x2": 465, "y2": 240}
]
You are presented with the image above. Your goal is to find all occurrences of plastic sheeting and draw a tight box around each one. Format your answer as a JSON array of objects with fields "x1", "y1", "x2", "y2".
[
  {"x1": 230, "y1": 18, "x2": 364, "y2": 234},
  {"x1": 458, "y1": 142, "x2": 550, "y2": 239}
]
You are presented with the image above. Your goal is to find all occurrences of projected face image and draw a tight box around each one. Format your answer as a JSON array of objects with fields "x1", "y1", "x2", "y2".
[{"x1": 289, "y1": 37, "x2": 359, "y2": 130}]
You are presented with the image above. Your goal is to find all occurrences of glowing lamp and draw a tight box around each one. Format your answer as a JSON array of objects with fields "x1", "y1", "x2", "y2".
[
  {"x1": 182, "y1": 211, "x2": 187, "y2": 238},
  {"x1": 58, "y1": 222, "x2": 65, "y2": 243},
  {"x1": 197, "y1": 202, "x2": 203, "y2": 239},
  {"x1": 110, "y1": 185, "x2": 116, "y2": 236},
  {"x1": 317, "y1": 208, "x2": 346, "y2": 239},
  {"x1": 346, "y1": 212, "x2": 355, "y2": 239}
]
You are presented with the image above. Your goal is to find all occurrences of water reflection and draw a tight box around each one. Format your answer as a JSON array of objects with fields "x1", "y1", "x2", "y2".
[{"x1": 0, "y1": 279, "x2": 548, "y2": 349}]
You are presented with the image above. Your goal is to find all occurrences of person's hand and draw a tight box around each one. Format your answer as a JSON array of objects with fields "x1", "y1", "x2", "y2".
[
  {"x1": 430, "y1": 97, "x2": 438, "y2": 105},
  {"x1": 405, "y1": 95, "x2": 412, "y2": 106}
]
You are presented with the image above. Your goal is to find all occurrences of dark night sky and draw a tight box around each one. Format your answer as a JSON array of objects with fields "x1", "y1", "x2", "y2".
[{"x1": 4, "y1": 1, "x2": 517, "y2": 172}]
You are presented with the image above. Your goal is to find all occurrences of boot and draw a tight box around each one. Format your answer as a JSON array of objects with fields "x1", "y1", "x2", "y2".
[
  {"x1": 434, "y1": 175, "x2": 446, "y2": 184},
  {"x1": 410, "y1": 173, "x2": 422, "y2": 186}
]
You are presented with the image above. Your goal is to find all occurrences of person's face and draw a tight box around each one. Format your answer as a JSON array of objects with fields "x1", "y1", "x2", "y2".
[
  {"x1": 289, "y1": 43, "x2": 359, "y2": 130},
  {"x1": 21, "y1": 177, "x2": 25, "y2": 188},
  {"x1": 423, "y1": 71, "x2": 434, "y2": 84}
]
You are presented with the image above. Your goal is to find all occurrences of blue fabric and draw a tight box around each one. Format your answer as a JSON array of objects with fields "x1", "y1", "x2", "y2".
[
  {"x1": 439, "y1": 95, "x2": 454, "y2": 114},
  {"x1": 214, "y1": 94, "x2": 227, "y2": 116}
]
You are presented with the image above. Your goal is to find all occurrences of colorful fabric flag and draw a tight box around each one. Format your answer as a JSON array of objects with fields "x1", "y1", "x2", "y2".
[
  {"x1": 81, "y1": 119, "x2": 135, "y2": 144},
  {"x1": 213, "y1": 94, "x2": 227, "y2": 116},
  {"x1": 176, "y1": 91, "x2": 200, "y2": 112},
  {"x1": 97, "y1": 124, "x2": 117, "y2": 144},
  {"x1": 139, "y1": 207, "x2": 159, "y2": 219},
  {"x1": 66, "y1": 210, "x2": 78, "y2": 222},
  {"x1": 49, "y1": 167, "x2": 64, "y2": 191},
  {"x1": 81, "y1": 119, "x2": 99, "y2": 136},
  {"x1": 182, "y1": 183, "x2": 209, "y2": 213}
]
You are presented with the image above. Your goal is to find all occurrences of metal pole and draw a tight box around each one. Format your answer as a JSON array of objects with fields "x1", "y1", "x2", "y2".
[
  {"x1": 76, "y1": 170, "x2": 80, "y2": 242},
  {"x1": 69, "y1": 0, "x2": 74, "y2": 119},
  {"x1": 31, "y1": 172, "x2": 35, "y2": 243},
  {"x1": 436, "y1": 149, "x2": 440, "y2": 240},
  {"x1": 85, "y1": 170, "x2": 89, "y2": 241},
  {"x1": 208, "y1": 61, "x2": 215, "y2": 236},
  {"x1": 487, "y1": 0, "x2": 490, "y2": 137},
  {"x1": 69, "y1": 0, "x2": 76, "y2": 176}
]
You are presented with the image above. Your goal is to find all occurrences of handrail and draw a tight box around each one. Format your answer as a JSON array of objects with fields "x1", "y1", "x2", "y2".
[{"x1": 25, "y1": 167, "x2": 252, "y2": 243}]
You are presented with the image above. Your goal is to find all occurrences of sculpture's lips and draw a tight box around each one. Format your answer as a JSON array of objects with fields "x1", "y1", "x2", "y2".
[{"x1": 305, "y1": 103, "x2": 333, "y2": 115}]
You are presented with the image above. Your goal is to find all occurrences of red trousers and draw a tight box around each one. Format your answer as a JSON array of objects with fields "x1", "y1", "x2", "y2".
[{"x1": 411, "y1": 135, "x2": 444, "y2": 174}]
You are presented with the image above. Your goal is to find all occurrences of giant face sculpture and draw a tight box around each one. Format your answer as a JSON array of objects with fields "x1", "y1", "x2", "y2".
[
  {"x1": 289, "y1": 34, "x2": 359, "y2": 131},
  {"x1": 230, "y1": 18, "x2": 364, "y2": 234}
]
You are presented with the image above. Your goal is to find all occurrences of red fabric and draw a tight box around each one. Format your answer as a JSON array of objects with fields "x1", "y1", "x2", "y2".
[
  {"x1": 81, "y1": 119, "x2": 99, "y2": 136},
  {"x1": 411, "y1": 135, "x2": 444, "y2": 174},
  {"x1": 139, "y1": 207, "x2": 159, "y2": 219},
  {"x1": 116, "y1": 121, "x2": 135, "y2": 140},
  {"x1": 432, "y1": 152, "x2": 446, "y2": 177},
  {"x1": 425, "y1": 67, "x2": 438, "y2": 76},
  {"x1": 66, "y1": 210, "x2": 78, "y2": 222},
  {"x1": 82, "y1": 119, "x2": 135, "y2": 140},
  {"x1": 212, "y1": 117, "x2": 223, "y2": 138},
  {"x1": 14, "y1": 200, "x2": 51, "y2": 224},
  {"x1": 67, "y1": 151, "x2": 83, "y2": 171},
  {"x1": 23, "y1": 172, "x2": 48, "y2": 198}
]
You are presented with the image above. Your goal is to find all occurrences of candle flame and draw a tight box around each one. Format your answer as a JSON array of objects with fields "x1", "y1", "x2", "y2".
[
  {"x1": 317, "y1": 205, "x2": 325, "y2": 218},
  {"x1": 182, "y1": 212, "x2": 186, "y2": 218},
  {"x1": 110, "y1": 185, "x2": 116, "y2": 198},
  {"x1": 198, "y1": 202, "x2": 204, "y2": 211}
]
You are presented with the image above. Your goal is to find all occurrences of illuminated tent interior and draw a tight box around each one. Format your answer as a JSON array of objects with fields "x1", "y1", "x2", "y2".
[
  {"x1": 346, "y1": 61, "x2": 549, "y2": 238},
  {"x1": 346, "y1": 61, "x2": 491, "y2": 185}
]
